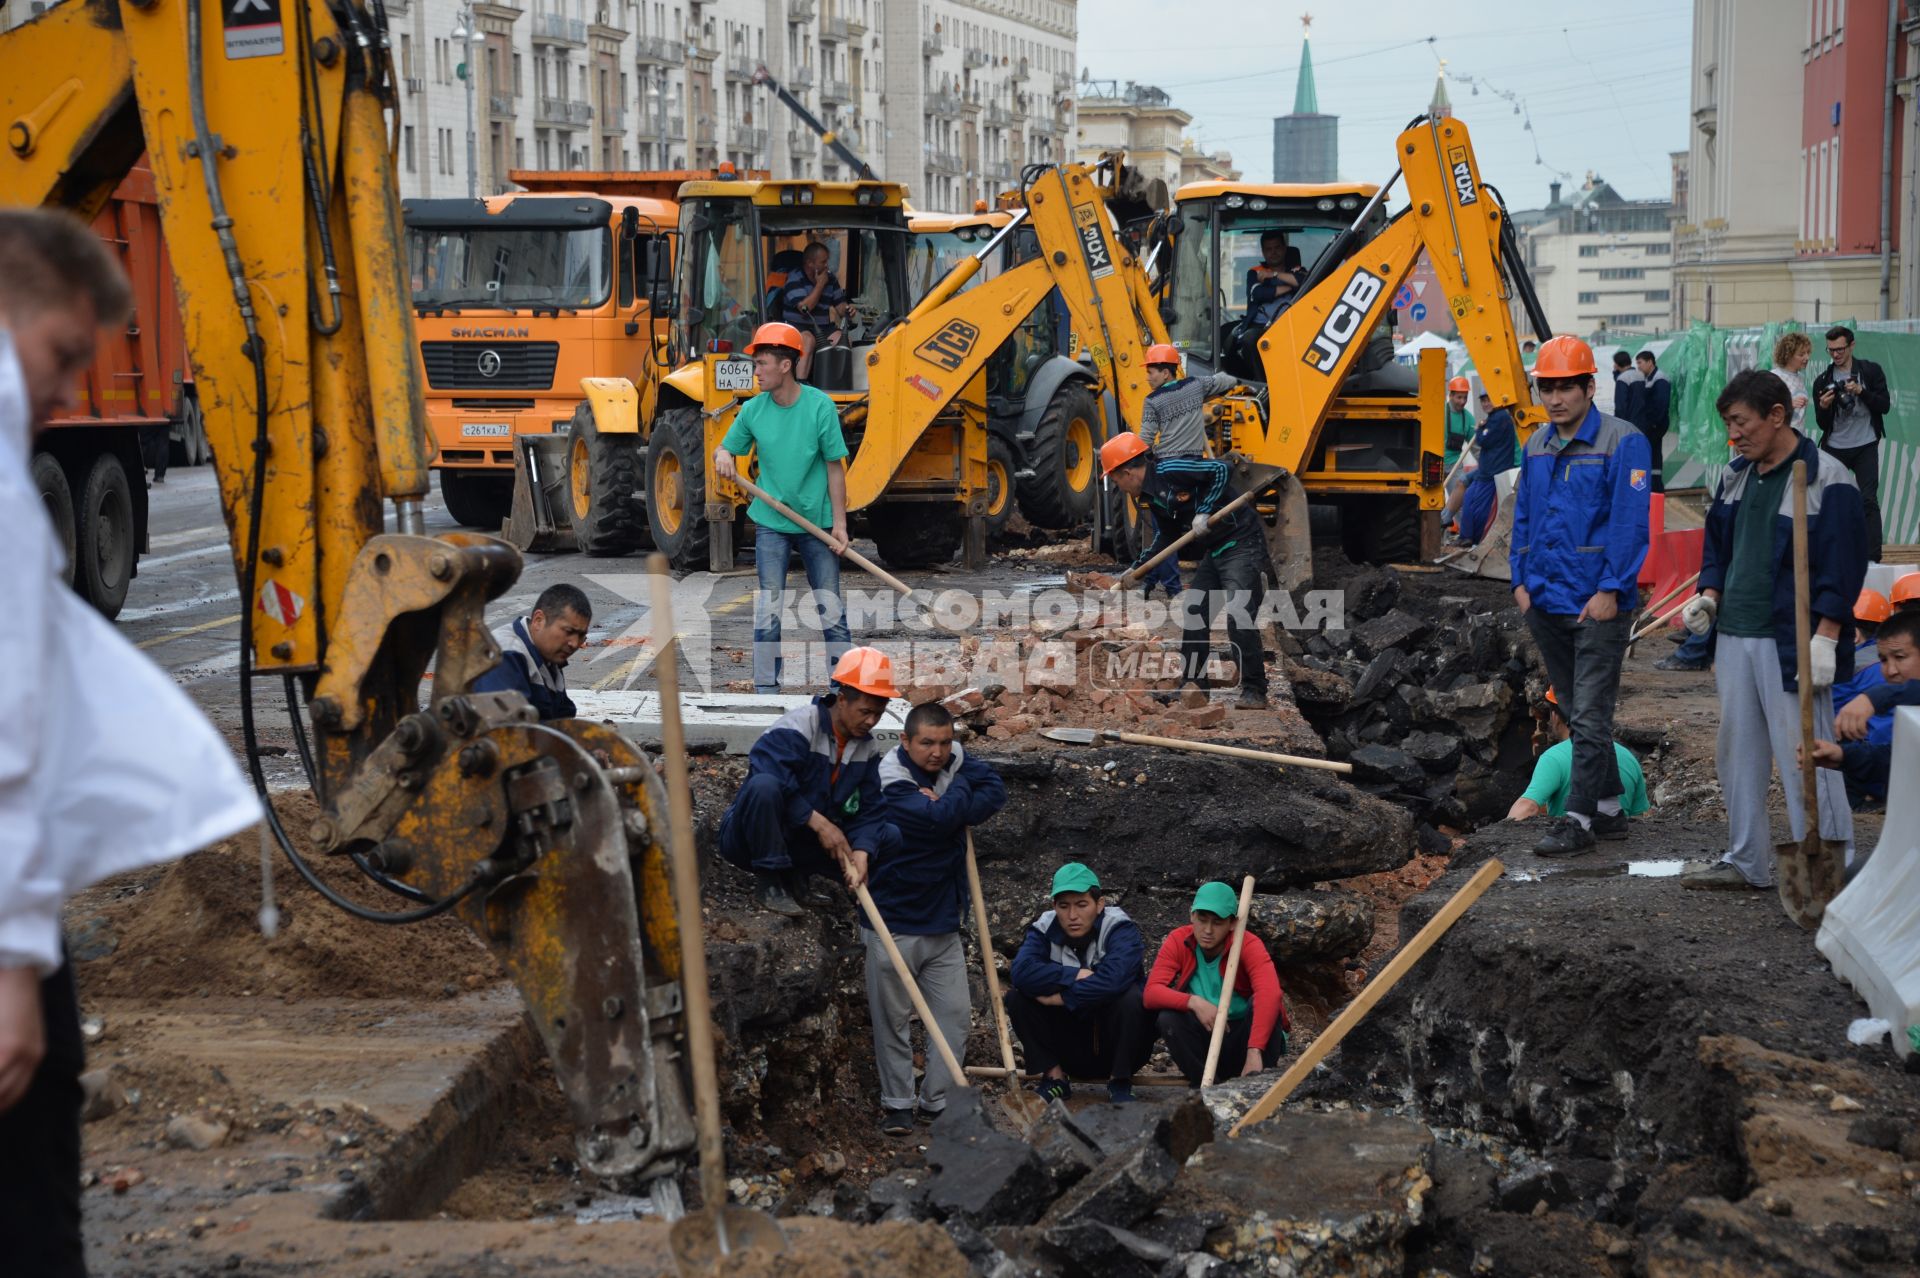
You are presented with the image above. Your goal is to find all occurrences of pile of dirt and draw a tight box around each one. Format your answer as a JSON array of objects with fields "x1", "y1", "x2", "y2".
[{"x1": 71, "y1": 790, "x2": 500, "y2": 1003}]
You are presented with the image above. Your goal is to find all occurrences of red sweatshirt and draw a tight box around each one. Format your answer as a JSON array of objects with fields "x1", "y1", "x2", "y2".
[{"x1": 1143, "y1": 925, "x2": 1290, "y2": 1048}]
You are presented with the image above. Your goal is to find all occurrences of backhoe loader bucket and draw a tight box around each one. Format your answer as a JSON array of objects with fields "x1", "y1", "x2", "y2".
[
  {"x1": 501, "y1": 434, "x2": 578, "y2": 554},
  {"x1": 1438, "y1": 469, "x2": 1519, "y2": 581},
  {"x1": 1226, "y1": 459, "x2": 1312, "y2": 592}
]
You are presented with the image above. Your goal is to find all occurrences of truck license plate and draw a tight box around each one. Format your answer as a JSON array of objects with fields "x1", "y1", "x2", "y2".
[
  {"x1": 461, "y1": 421, "x2": 511, "y2": 438},
  {"x1": 715, "y1": 358, "x2": 756, "y2": 392}
]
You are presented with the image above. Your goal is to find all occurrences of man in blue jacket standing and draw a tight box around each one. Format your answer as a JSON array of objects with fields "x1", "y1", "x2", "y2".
[
  {"x1": 1510, "y1": 335, "x2": 1652, "y2": 856},
  {"x1": 717, "y1": 647, "x2": 902, "y2": 916},
  {"x1": 1679, "y1": 370, "x2": 1867, "y2": 890},
  {"x1": 1005, "y1": 863, "x2": 1152, "y2": 1104},
  {"x1": 865, "y1": 702, "x2": 1008, "y2": 1133},
  {"x1": 471, "y1": 582, "x2": 592, "y2": 720}
]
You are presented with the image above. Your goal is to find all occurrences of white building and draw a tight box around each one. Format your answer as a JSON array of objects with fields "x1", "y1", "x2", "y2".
[
  {"x1": 1072, "y1": 80, "x2": 1190, "y2": 191},
  {"x1": 1513, "y1": 175, "x2": 1675, "y2": 340},
  {"x1": 378, "y1": 0, "x2": 1074, "y2": 211}
]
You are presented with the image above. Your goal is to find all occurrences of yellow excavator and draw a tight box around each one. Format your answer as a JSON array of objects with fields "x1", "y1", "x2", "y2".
[{"x1": 3, "y1": 0, "x2": 698, "y2": 1189}]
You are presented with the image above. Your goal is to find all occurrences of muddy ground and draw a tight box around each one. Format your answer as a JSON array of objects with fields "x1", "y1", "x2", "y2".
[{"x1": 63, "y1": 537, "x2": 1920, "y2": 1276}]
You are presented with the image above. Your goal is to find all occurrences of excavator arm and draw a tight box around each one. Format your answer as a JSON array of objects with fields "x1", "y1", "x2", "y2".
[
  {"x1": 1246, "y1": 114, "x2": 1544, "y2": 476},
  {"x1": 3, "y1": 0, "x2": 694, "y2": 1185}
]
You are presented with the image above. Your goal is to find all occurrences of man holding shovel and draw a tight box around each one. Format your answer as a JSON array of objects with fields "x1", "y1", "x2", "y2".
[
  {"x1": 1680, "y1": 370, "x2": 1867, "y2": 891},
  {"x1": 866, "y1": 702, "x2": 1008, "y2": 1133},
  {"x1": 714, "y1": 322, "x2": 854, "y2": 694}
]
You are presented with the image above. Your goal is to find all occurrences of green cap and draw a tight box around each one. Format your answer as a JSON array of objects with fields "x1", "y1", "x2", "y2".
[
  {"x1": 1191, "y1": 881, "x2": 1238, "y2": 919},
  {"x1": 1050, "y1": 862, "x2": 1100, "y2": 897}
]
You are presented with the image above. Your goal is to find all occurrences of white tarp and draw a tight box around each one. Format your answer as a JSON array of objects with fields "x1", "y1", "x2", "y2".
[{"x1": 1816, "y1": 706, "x2": 1920, "y2": 1057}]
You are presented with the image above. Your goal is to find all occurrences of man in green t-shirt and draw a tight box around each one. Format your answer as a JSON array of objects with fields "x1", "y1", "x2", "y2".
[
  {"x1": 1507, "y1": 690, "x2": 1648, "y2": 823},
  {"x1": 714, "y1": 322, "x2": 854, "y2": 692}
]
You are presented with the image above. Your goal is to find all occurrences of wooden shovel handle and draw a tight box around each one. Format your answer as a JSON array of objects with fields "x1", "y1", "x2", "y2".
[
  {"x1": 732, "y1": 474, "x2": 915, "y2": 597},
  {"x1": 1110, "y1": 731, "x2": 1354, "y2": 775},
  {"x1": 1200, "y1": 875, "x2": 1257, "y2": 1087},
  {"x1": 1116, "y1": 487, "x2": 1260, "y2": 587}
]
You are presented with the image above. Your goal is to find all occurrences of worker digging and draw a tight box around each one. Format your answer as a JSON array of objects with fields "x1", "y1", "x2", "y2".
[{"x1": 9, "y1": 9, "x2": 1920, "y2": 1276}]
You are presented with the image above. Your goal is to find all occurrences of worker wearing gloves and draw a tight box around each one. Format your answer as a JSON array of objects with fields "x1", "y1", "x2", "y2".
[
  {"x1": 1141, "y1": 882, "x2": 1291, "y2": 1086},
  {"x1": 0, "y1": 210, "x2": 261, "y2": 1276},
  {"x1": 470, "y1": 582, "x2": 592, "y2": 720},
  {"x1": 1101, "y1": 432, "x2": 1270, "y2": 710},
  {"x1": 717, "y1": 647, "x2": 902, "y2": 917},
  {"x1": 1005, "y1": 863, "x2": 1152, "y2": 1104},
  {"x1": 1679, "y1": 370, "x2": 1868, "y2": 891},
  {"x1": 866, "y1": 702, "x2": 1008, "y2": 1134},
  {"x1": 1509, "y1": 335, "x2": 1652, "y2": 857}
]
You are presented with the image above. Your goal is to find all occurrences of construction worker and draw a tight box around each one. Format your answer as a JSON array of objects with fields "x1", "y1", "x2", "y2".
[
  {"x1": 0, "y1": 209, "x2": 261, "y2": 1277},
  {"x1": 1135, "y1": 343, "x2": 1235, "y2": 597},
  {"x1": 1450, "y1": 394, "x2": 1519, "y2": 546},
  {"x1": 714, "y1": 321, "x2": 854, "y2": 694},
  {"x1": 1634, "y1": 351, "x2": 1672, "y2": 494},
  {"x1": 1891, "y1": 573, "x2": 1920, "y2": 614},
  {"x1": 470, "y1": 582, "x2": 591, "y2": 721},
  {"x1": 1005, "y1": 863, "x2": 1151, "y2": 1104},
  {"x1": 1506, "y1": 689, "x2": 1649, "y2": 824},
  {"x1": 1813, "y1": 591, "x2": 1902, "y2": 806},
  {"x1": 1611, "y1": 350, "x2": 1644, "y2": 425},
  {"x1": 716, "y1": 647, "x2": 901, "y2": 916},
  {"x1": 1244, "y1": 230, "x2": 1300, "y2": 318},
  {"x1": 1823, "y1": 609, "x2": 1920, "y2": 807},
  {"x1": 1443, "y1": 376, "x2": 1476, "y2": 475},
  {"x1": 780, "y1": 241, "x2": 853, "y2": 380},
  {"x1": 1812, "y1": 326, "x2": 1890, "y2": 562},
  {"x1": 1509, "y1": 334, "x2": 1652, "y2": 856},
  {"x1": 867, "y1": 702, "x2": 1007, "y2": 1133},
  {"x1": 1679, "y1": 370, "x2": 1867, "y2": 891},
  {"x1": 1101, "y1": 432, "x2": 1269, "y2": 710},
  {"x1": 1140, "y1": 882, "x2": 1290, "y2": 1086}
]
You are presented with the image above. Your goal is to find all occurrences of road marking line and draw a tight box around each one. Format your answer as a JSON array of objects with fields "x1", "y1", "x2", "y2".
[
  {"x1": 140, "y1": 542, "x2": 228, "y2": 570},
  {"x1": 118, "y1": 588, "x2": 242, "y2": 624},
  {"x1": 135, "y1": 612, "x2": 242, "y2": 649},
  {"x1": 147, "y1": 523, "x2": 230, "y2": 550},
  {"x1": 593, "y1": 645, "x2": 655, "y2": 691}
]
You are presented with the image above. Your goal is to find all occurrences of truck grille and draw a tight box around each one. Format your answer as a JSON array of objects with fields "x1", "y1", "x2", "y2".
[{"x1": 420, "y1": 341, "x2": 559, "y2": 390}]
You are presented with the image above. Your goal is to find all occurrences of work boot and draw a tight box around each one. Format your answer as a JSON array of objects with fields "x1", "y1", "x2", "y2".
[
  {"x1": 1654, "y1": 655, "x2": 1708, "y2": 672},
  {"x1": 1235, "y1": 686, "x2": 1268, "y2": 710},
  {"x1": 1532, "y1": 815, "x2": 1596, "y2": 857},
  {"x1": 754, "y1": 873, "x2": 803, "y2": 918},
  {"x1": 1681, "y1": 861, "x2": 1764, "y2": 891},
  {"x1": 879, "y1": 1108, "x2": 914, "y2": 1136},
  {"x1": 1590, "y1": 810, "x2": 1631, "y2": 841},
  {"x1": 787, "y1": 871, "x2": 837, "y2": 910}
]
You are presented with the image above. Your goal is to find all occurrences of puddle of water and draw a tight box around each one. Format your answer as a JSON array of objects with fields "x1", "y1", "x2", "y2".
[
  {"x1": 1012, "y1": 575, "x2": 1070, "y2": 596},
  {"x1": 1626, "y1": 859, "x2": 1687, "y2": 878},
  {"x1": 1506, "y1": 859, "x2": 1698, "y2": 883}
]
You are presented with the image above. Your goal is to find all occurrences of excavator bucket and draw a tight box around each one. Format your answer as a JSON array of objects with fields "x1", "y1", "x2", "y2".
[
  {"x1": 1438, "y1": 469, "x2": 1520, "y2": 580},
  {"x1": 501, "y1": 434, "x2": 578, "y2": 554},
  {"x1": 1225, "y1": 460, "x2": 1311, "y2": 592}
]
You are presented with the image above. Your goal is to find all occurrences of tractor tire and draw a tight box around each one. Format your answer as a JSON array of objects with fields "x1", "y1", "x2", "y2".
[
  {"x1": 984, "y1": 432, "x2": 1016, "y2": 539},
  {"x1": 565, "y1": 402, "x2": 646, "y2": 555},
  {"x1": 75, "y1": 452, "x2": 136, "y2": 618},
  {"x1": 33, "y1": 450, "x2": 77, "y2": 590},
  {"x1": 646, "y1": 406, "x2": 710, "y2": 572},
  {"x1": 439, "y1": 468, "x2": 514, "y2": 529},
  {"x1": 1100, "y1": 482, "x2": 1148, "y2": 564},
  {"x1": 1338, "y1": 495, "x2": 1421, "y2": 567},
  {"x1": 870, "y1": 503, "x2": 963, "y2": 569},
  {"x1": 1015, "y1": 381, "x2": 1101, "y2": 529}
]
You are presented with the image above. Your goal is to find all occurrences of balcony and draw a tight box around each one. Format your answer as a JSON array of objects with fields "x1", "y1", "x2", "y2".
[
  {"x1": 821, "y1": 16, "x2": 848, "y2": 42},
  {"x1": 963, "y1": 47, "x2": 988, "y2": 68},
  {"x1": 730, "y1": 125, "x2": 769, "y2": 153},
  {"x1": 984, "y1": 159, "x2": 1013, "y2": 183},
  {"x1": 663, "y1": 113, "x2": 686, "y2": 139},
  {"x1": 820, "y1": 78, "x2": 853, "y2": 106},
  {"x1": 921, "y1": 32, "x2": 943, "y2": 56},
  {"x1": 601, "y1": 104, "x2": 626, "y2": 132},
  {"x1": 725, "y1": 56, "x2": 757, "y2": 82},
  {"x1": 984, "y1": 103, "x2": 1012, "y2": 128},
  {"x1": 787, "y1": 0, "x2": 815, "y2": 20},
  {"x1": 686, "y1": 36, "x2": 718, "y2": 61},
  {"x1": 536, "y1": 96, "x2": 594, "y2": 126},
  {"x1": 532, "y1": 12, "x2": 587, "y2": 45},
  {"x1": 1027, "y1": 114, "x2": 1057, "y2": 137},
  {"x1": 926, "y1": 149, "x2": 962, "y2": 175},
  {"x1": 787, "y1": 63, "x2": 814, "y2": 88},
  {"x1": 788, "y1": 128, "x2": 815, "y2": 153},
  {"x1": 488, "y1": 92, "x2": 516, "y2": 117},
  {"x1": 634, "y1": 35, "x2": 684, "y2": 63},
  {"x1": 845, "y1": 13, "x2": 866, "y2": 36},
  {"x1": 926, "y1": 89, "x2": 961, "y2": 115},
  {"x1": 694, "y1": 115, "x2": 717, "y2": 144},
  {"x1": 589, "y1": 4, "x2": 627, "y2": 36},
  {"x1": 1053, "y1": 71, "x2": 1073, "y2": 93}
]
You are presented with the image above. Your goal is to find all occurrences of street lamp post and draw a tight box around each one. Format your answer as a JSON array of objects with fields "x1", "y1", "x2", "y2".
[{"x1": 452, "y1": 6, "x2": 478, "y2": 197}]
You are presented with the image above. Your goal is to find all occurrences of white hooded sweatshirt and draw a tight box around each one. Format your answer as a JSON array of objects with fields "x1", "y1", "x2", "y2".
[{"x1": 0, "y1": 329, "x2": 260, "y2": 973}]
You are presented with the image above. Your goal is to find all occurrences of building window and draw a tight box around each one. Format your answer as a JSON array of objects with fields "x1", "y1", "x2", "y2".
[
  {"x1": 1598, "y1": 267, "x2": 1645, "y2": 281},
  {"x1": 403, "y1": 124, "x2": 416, "y2": 173},
  {"x1": 1645, "y1": 290, "x2": 1670, "y2": 302},
  {"x1": 1578, "y1": 291, "x2": 1599, "y2": 304},
  {"x1": 1644, "y1": 242, "x2": 1670, "y2": 255},
  {"x1": 1613, "y1": 314, "x2": 1645, "y2": 327},
  {"x1": 1578, "y1": 245, "x2": 1600, "y2": 258}
]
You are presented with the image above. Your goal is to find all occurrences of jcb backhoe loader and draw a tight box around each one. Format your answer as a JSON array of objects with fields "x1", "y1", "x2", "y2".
[{"x1": 3, "y1": 0, "x2": 696, "y2": 1193}]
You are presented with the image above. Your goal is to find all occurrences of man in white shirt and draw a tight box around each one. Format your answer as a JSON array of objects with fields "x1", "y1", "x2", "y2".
[{"x1": 0, "y1": 209, "x2": 259, "y2": 1275}]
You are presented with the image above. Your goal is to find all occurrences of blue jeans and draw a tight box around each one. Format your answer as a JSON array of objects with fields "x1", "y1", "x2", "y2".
[
  {"x1": 717, "y1": 773, "x2": 900, "y2": 875},
  {"x1": 1674, "y1": 625, "x2": 1712, "y2": 664},
  {"x1": 753, "y1": 524, "x2": 852, "y2": 693}
]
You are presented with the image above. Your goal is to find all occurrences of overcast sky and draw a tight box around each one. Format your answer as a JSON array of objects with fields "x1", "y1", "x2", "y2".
[{"x1": 1076, "y1": 0, "x2": 1693, "y2": 206}]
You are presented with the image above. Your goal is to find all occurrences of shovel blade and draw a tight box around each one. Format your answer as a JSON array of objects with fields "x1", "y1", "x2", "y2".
[
  {"x1": 1043, "y1": 728, "x2": 1100, "y2": 745},
  {"x1": 1774, "y1": 838, "x2": 1846, "y2": 930},
  {"x1": 671, "y1": 1204, "x2": 787, "y2": 1273}
]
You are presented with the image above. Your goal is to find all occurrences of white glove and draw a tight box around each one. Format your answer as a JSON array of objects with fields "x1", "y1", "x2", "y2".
[
  {"x1": 1190, "y1": 512, "x2": 1212, "y2": 538},
  {"x1": 1680, "y1": 594, "x2": 1717, "y2": 636},
  {"x1": 1807, "y1": 634, "x2": 1837, "y2": 689}
]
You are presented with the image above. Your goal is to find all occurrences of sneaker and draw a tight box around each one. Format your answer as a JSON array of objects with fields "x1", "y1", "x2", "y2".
[
  {"x1": 879, "y1": 1108, "x2": 914, "y2": 1136},
  {"x1": 1106, "y1": 1079, "x2": 1135, "y2": 1104},
  {"x1": 1532, "y1": 815, "x2": 1596, "y2": 857},
  {"x1": 1681, "y1": 861, "x2": 1765, "y2": 891},
  {"x1": 1654, "y1": 655, "x2": 1708, "y2": 672},
  {"x1": 1590, "y1": 810, "x2": 1631, "y2": 841},
  {"x1": 1235, "y1": 687, "x2": 1269, "y2": 711},
  {"x1": 914, "y1": 1104, "x2": 943, "y2": 1125},
  {"x1": 754, "y1": 873, "x2": 803, "y2": 918},
  {"x1": 1030, "y1": 1076, "x2": 1071, "y2": 1104}
]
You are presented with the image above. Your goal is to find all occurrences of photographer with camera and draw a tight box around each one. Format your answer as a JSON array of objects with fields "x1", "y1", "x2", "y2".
[{"x1": 1812, "y1": 325, "x2": 1890, "y2": 562}]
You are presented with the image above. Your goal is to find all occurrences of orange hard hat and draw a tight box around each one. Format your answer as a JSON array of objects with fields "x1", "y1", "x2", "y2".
[
  {"x1": 1893, "y1": 573, "x2": 1920, "y2": 607},
  {"x1": 1100, "y1": 431, "x2": 1150, "y2": 475},
  {"x1": 1448, "y1": 376, "x2": 1472, "y2": 393},
  {"x1": 1855, "y1": 588, "x2": 1893, "y2": 625},
  {"x1": 745, "y1": 321, "x2": 804, "y2": 354},
  {"x1": 1544, "y1": 687, "x2": 1558, "y2": 705},
  {"x1": 830, "y1": 646, "x2": 900, "y2": 700},
  {"x1": 1145, "y1": 343, "x2": 1181, "y2": 368},
  {"x1": 1532, "y1": 335, "x2": 1597, "y2": 379}
]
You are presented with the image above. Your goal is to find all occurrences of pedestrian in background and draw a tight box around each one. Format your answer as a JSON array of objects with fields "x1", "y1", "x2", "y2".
[
  {"x1": 1769, "y1": 331, "x2": 1812, "y2": 432},
  {"x1": 1634, "y1": 349, "x2": 1671, "y2": 494},
  {"x1": 1509, "y1": 335, "x2": 1652, "y2": 856},
  {"x1": 1811, "y1": 325, "x2": 1889, "y2": 563},
  {"x1": 1611, "y1": 349, "x2": 1644, "y2": 426}
]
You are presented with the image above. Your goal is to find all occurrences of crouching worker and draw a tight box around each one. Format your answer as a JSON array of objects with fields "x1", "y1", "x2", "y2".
[
  {"x1": 866, "y1": 703, "x2": 1009, "y2": 1133},
  {"x1": 717, "y1": 647, "x2": 902, "y2": 917},
  {"x1": 1506, "y1": 688, "x2": 1649, "y2": 828},
  {"x1": 1006, "y1": 863, "x2": 1152, "y2": 1104},
  {"x1": 1142, "y1": 882, "x2": 1290, "y2": 1085},
  {"x1": 1811, "y1": 609, "x2": 1920, "y2": 808}
]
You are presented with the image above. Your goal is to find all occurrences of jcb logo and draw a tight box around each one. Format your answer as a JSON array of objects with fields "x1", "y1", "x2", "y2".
[
  {"x1": 1302, "y1": 268, "x2": 1385, "y2": 373},
  {"x1": 1072, "y1": 202, "x2": 1115, "y2": 280},
  {"x1": 1447, "y1": 146, "x2": 1477, "y2": 206},
  {"x1": 915, "y1": 319, "x2": 980, "y2": 371}
]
